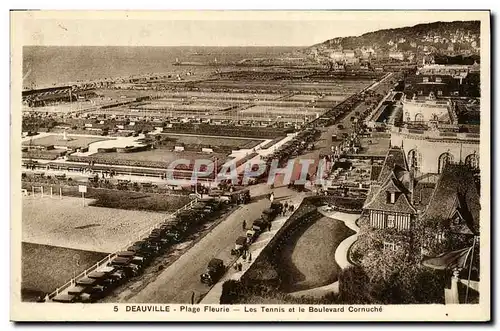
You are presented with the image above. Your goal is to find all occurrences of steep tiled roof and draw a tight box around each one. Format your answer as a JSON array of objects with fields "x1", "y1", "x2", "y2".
[
  {"x1": 364, "y1": 147, "x2": 416, "y2": 214},
  {"x1": 377, "y1": 148, "x2": 408, "y2": 182},
  {"x1": 364, "y1": 188, "x2": 417, "y2": 214},
  {"x1": 363, "y1": 184, "x2": 380, "y2": 209},
  {"x1": 370, "y1": 165, "x2": 382, "y2": 181},
  {"x1": 422, "y1": 164, "x2": 480, "y2": 234},
  {"x1": 413, "y1": 182, "x2": 436, "y2": 209}
]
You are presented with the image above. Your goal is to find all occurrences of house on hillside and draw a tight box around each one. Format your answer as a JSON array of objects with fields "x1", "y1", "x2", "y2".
[{"x1": 389, "y1": 51, "x2": 405, "y2": 61}]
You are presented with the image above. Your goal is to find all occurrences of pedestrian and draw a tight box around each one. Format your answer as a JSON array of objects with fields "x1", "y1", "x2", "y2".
[
  {"x1": 238, "y1": 263, "x2": 243, "y2": 271},
  {"x1": 289, "y1": 205, "x2": 294, "y2": 214},
  {"x1": 248, "y1": 252, "x2": 252, "y2": 262},
  {"x1": 242, "y1": 220, "x2": 246, "y2": 231},
  {"x1": 268, "y1": 222, "x2": 272, "y2": 231},
  {"x1": 284, "y1": 202, "x2": 289, "y2": 215}
]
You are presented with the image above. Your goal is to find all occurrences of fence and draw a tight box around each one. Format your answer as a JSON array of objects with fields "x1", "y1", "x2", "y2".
[{"x1": 46, "y1": 198, "x2": 198, "y2": 300}]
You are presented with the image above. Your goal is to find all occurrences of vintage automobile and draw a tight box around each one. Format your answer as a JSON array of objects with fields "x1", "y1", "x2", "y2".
[
  {"x1": 230, "y1": 236, "x2": 249, "y2": 256},
  {"x1": 220, "y1": 189, "x2": 251, "y2": 205},
  {"x1": 177, "y1": 209, "x2": 203, "y2": 225},
  {"x1": 191, "y1": 202, "x2": 209, "y2": 215},
  {"x1": 200, "y1": 258, "x2": 225, "y2": 286},
  {"x1": 246, "y1": 229, "x2": 259, "y2": 243},
  {"x1": 147, "y1": 232, "x2": 171, "y2": 248},
  {"x1": 252, "y1": 219, "x2": 268, "y2": 234},
  {"x1": 130, "y1": 240, "x2": 159, "y2": 254},
  {"x1": 160, "y1": 225, "x2": 182, "y2": 243},
  {"x1": 107, "y1": 257, "x2": 141, "y2": 277},
  {"x1": 78, "y1": 285, "x2": 107, "y2": 303},
  {"x1": 52, "y1": 293, "x2": 77, "y2": 303},
  {"x1": 87, "y1": 270, "x2": 122, "y2": 288},
  {"x1": 116, "y1": 251, "x2": 149, "y2": 266},
  {"x1": 75, "y1": 277, "x2": 98, "y2": 287},
  {"x1": 126, "y1": 243, "x2": 155, "y2": 259},
  {"x1": 67, "y1": 285, "x2": 88, "y2": 297}
]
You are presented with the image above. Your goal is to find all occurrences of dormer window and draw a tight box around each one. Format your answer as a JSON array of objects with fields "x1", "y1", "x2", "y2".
[
  {"x1": 387, "y1": 192, "x2": 396, "y2": 204},
  {"x1": 436, "y1": 77, "x2": 442, "y2": 83},
  {"x1": 423, "y1": 77, "x2": 429, "y2": 83}
]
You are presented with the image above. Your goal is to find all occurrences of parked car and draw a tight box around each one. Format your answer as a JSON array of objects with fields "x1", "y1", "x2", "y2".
[
  {"x1": 200, "y1": 258, "x2": 225, "y2": 286},
  {"x1": 52, "y1": 293, "x2": 77, "y2": 303},
  {"x1": 231, "y1": 236, "x2": 249, "y2": 256},
  {"x1": 246, "y1": 229, "x2": 259, "y2": 243}
]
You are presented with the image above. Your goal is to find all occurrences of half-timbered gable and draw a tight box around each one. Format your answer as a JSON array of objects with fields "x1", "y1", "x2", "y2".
[{"x1": 363, "y1": 147, "x2": 417, "y2": 231}]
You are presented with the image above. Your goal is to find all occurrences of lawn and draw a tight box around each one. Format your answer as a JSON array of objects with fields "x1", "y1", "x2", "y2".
[
  {"x1": 25, "y1": 134, "x2": 114, "y2": 149},
  {"x1": 277, "y1": 216, "x2": 355, "y2": 292},
  {"x1": 21, "y1": 242, "x2": 108, "y2": 301},
  {"x1": 134, "y1": 102, "x2": 230, "y2": 112},
  {"x1": 88, "y1": 189, "x2": 190, "y2": 212},
  {"x1": 93, "y1": 148, "x2": 227, "y2": 164},
  {"x1": 195, "y1": 80, "x2": 368, "y2": 93},
  {"x1": 241, "y1": 106, "x2": 327, "y2": 117},
  {"x1": 159, "y1": 91, "x2": 284, "y2": 100},
  {"x1": 286, "y1": 94, "x2": 319, "y2": 102},
  {"x1": 22, "y1": 196, "x2": 179, "y2": 253},
  {"x1": 160, "y1": 133, "x2": 263, "y2": 149}
]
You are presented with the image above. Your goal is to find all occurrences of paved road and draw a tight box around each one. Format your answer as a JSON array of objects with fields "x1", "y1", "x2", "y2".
[{"x1": 124, "y1": 185, "x2": 295, "y2": 303}]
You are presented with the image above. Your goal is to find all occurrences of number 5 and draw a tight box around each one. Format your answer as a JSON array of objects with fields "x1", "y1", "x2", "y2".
[{"x1": 114, "y1": 306, "x2": 118, "y2": 312}]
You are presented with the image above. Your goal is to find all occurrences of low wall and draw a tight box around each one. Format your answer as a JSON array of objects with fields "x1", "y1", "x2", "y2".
[{"x1": 240, "y1": 198, "x2": 319, "y2": 286}]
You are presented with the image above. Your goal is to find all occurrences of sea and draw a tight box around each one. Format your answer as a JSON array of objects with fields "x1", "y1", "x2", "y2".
[{"x1": 22, "y1": 46, "x2": 300, "y2": 89}]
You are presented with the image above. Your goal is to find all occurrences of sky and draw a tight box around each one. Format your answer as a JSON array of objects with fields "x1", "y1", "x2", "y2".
[{"x1": 15, "y1": 11, "x2": 484, "y2": 47}]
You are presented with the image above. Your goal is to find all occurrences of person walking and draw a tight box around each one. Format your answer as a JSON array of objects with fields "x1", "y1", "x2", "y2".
[
  {"x1": 242, "y1": 220, "x2": 246, "y2": 231},
  {"x1": 248, "y1": 252, "x2": 252, "y2": 262},
  {"x1": 284, "y1": 202, "x2": 289, "y2": 216}
]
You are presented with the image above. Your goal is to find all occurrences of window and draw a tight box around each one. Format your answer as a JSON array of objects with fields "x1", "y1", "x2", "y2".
[
  {"x1": 387, "y1": 192, "x2": 396, "y2": 204},
  {"x1": 384, "y1": 242, "x2": 396, "y2": 251},
  {"x1": 465, "y1": 153, "x2": 479, "y2": 169},
  {"x1": 452, "y1": 213, "x2": 462, "y2": 226},
  {"x1": 387, "y1": 215, "x2": 396, "y2": 228},
  {"x1": 418, "y1": 90, "x2": 424, "y2": 96},
  {"x1": 438, "y1": 152, "x2": 453, "y2": 174},
  {"x1": 423, "y1": 77, "x2": 429, "y2": 83},
  {"x1": 438, "y1": 90, "x2": 443, "y2": 96},
  {"x1": 436, "y1": 77, "x2": 442, "y2": 83}
]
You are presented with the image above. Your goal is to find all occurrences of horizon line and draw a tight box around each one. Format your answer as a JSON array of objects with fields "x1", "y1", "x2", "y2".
[{"x1": 23, "y1": 45, "x2": 309, "y2": 48}]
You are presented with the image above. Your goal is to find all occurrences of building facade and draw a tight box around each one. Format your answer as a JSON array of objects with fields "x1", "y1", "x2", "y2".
[
  {"x1": 390, "y1": 127, "x2": 480, "y2": 175},
  {"x1": 401, "y1": 94, "x2": 454, "y2": 124}
]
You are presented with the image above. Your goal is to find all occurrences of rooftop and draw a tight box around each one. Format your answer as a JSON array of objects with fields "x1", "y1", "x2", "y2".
[{"x1": 422, "y1": 163, "x2": 480, "y2": 234}]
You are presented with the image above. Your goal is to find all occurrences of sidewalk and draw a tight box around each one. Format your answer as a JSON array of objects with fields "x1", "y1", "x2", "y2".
[{"x1": 200, "y1": 191, "x2": 306, "y2": 304}]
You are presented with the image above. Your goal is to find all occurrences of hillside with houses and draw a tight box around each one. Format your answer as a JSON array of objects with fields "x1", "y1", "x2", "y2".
[{"x1": 302, "y1": 21, "x2": 480, "y2": 64}]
